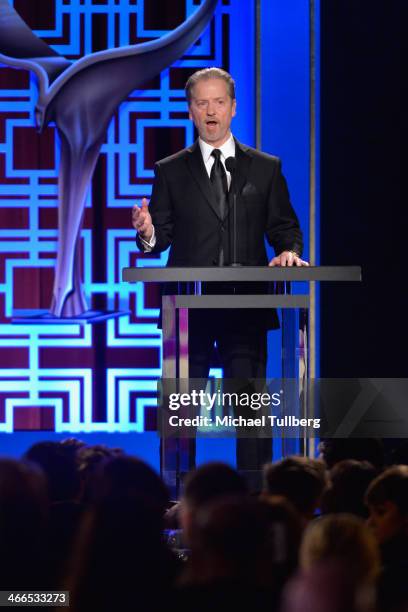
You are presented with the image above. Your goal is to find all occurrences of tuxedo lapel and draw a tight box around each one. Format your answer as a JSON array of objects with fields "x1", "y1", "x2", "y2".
[
  {"x1": 224, "y1": 139, "x2": 253, "y2": 218},
  {"x1": 234, "y1": 139, "x2": 253, "y2": 195},
  {"x1": 185, "y1": 141, "x2": 221, "y2": 220}
]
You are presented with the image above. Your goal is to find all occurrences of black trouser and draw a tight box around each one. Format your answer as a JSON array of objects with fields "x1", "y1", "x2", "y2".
[{"x1": 188, "y1": 309, "x2": 272, "y2": 477}]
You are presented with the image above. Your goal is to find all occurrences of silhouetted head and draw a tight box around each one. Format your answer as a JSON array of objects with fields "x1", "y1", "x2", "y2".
[
  {"x1": 77, "y1": 443, "x2": 124, "y2": 502},
  {"x1": 365, "y1": 465, "x2": 408, "y2": 544},
  {"x1": 66, "y1": 455, "x2": 174, "y2": 611},
  {"x1": 67, "y1": 495, "x2": 176, "y2": 612},
  {"x1": 60, "y1": 437, "x2": 87, "y2": 454},
  {"x1": 281, "y1": 561, "x2": 377, "y2": 612},
  {"x1": 300, "y1": 514, "x2": 380, "y2": 585},
  {"x1": 185, "y1": 496, "x2": 296, "y2": 592},
  {"x1": 321, "y1": 460, "x2": 377, "y2": 518},
  {"x1": 0, "y1": 457, "x2": 47, "y2": 525},
  {"x1": 89, "y1": 454, "x2": 169, "y2": 517},
  {"x1": 23, "y1": 440, "x2": 81, "y2": 502},
  {"x1": 0, "y1": 458, "x2": 49, "y2": 588},
  {"x1": 263, "y1": 456, "x2": 327, "y2": 523},
  {"x1": 181, "y1": 462, "x2": 248, "y2": 546},
  {"x1": 183, "y1": 462, "x2": 247, "y2": 507}
]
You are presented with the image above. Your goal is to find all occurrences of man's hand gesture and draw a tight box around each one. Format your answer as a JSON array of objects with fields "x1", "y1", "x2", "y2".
[
  {"x1": 132, "y1": 198, "x2": 153, "y2": 241},
  {"x1": 269, "y1": 251, "x2": 309, "y2": 267}
]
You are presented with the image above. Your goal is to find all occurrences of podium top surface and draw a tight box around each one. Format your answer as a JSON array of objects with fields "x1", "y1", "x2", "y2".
[{"x1": 122, "y1": 266, "x2": 361, "y2": 283}]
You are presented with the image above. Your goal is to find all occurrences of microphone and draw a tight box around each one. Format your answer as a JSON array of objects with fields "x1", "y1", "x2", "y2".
[
  {"x1": 225, "y1": 157, "x2": 240, "y2": 266},
  {"x1": 225, "y1": 156, "x2": 236, "y2": 174}
]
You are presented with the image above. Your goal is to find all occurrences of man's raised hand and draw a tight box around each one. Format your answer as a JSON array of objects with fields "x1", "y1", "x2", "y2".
[
  {"x1": 268, "y1": 251, "x2": 309, "y2": 267},
  {"x1": 132, "y1": 198, "x2": 153, "y2": 241}
]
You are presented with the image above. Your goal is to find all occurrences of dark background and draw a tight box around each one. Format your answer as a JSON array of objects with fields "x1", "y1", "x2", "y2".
[{"x1": 320, "y1": 0, "x2": 408, "y2": 377}]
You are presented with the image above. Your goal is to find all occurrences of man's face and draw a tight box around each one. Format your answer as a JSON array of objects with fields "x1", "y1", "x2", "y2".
[
  {"x1": 367, "y1": 502, "x2": 405, "y2": 544},
  {"x1": 188, "y1": 77, "x2": 236, "y2": 147}
]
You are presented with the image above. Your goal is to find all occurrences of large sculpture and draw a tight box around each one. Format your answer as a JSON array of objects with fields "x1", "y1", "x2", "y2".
[{"x1": 0, "y1": 0, "x2": 218, "y2": 316}]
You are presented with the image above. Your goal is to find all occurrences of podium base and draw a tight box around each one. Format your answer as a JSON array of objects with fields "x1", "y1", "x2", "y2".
[{"x1": 12, "y1": 309, "x2": 130, "y2": 325}]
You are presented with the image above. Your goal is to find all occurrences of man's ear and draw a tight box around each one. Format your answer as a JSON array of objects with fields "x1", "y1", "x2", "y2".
[
  {"x1": 383, "y1": 500, "x2": 401, "y2": 516},
  {"x1": 377, "y1": 500, "x2": 403, "y2": 525},
  {"x1": 232, "y1": 98, "x2": 237, "y2": 117}
]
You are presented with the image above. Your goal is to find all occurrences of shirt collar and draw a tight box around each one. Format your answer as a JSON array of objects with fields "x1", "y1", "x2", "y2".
[{"x1": 199, "y1": 133, "x2": 236, "y2": 164}]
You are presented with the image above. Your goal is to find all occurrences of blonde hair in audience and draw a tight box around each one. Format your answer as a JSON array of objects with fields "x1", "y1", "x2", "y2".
[{"x1": 300, "y1": 514, "x2": 380, "y2": 583}]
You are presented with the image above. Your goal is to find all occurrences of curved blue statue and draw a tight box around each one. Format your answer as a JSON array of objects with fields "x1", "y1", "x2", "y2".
[{"x1": 0, "y1": 0, "x2": 218, "y2": 316}]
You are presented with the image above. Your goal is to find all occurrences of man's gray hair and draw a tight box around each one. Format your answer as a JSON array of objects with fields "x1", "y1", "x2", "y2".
[{"x1": 185, "y1": 67, "x2": 236, "y2": 104}]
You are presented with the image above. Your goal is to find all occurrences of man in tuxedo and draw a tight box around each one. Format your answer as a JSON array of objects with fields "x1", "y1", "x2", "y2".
[{"x1": 132, "y1": 68, "x2": 308, "y2": 482}]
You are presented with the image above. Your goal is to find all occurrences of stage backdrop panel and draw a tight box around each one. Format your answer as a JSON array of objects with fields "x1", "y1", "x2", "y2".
[{"x1": 0, "y1": 0, "x2": 256, "y2": 434}]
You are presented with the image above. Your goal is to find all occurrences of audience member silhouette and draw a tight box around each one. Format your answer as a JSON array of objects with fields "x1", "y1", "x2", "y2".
[
  {"x1": 1, "y1": 439, "x2": 406, "y2": 612},
  {"x1": 180, "y1": 462, "x2": 248, "y2": 547},
  {"x1": 281, "y1": 561, "x2": 377, "y2": 612},
  {"x1": 65, "y1": 455, "x2": 179, "y2": 612},
  {"x1": 76, "y1": 443, "x2": 123, "y2": 503},
  {"x1": 24, "y1": 440, "x2": 81, "y2": 503},
  {"x1": 23, "y1": 440, "x2": 84, "y2": 585},
  {"x1": 366, "y1": 465, "x2": 408, "y2": 612},
  {"x1": 299, "y1": 512, "x2": 380, "y2": 610},
  {"x1": 263, "y1": 456, "x2": 327, "y2": 526},
  {"x1": 0, "y1": 459, "x2": 50, "y2": 590},
  {"x1": 178, "y1": 497, "x2": 287, "y2": 611},
  {"x1": 321, "y1": 459, "x2": 377, "y2": 518}
]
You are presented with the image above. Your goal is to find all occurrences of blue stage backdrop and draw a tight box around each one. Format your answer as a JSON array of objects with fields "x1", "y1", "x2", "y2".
[
  {"x1": 0, "y1": 0, "x2": 312, "y2": 464},
  {"x1": 0, "y1": 0, "x2": 256, "y2": 436}
]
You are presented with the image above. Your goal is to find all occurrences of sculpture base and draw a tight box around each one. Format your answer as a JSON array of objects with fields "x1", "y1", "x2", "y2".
[{"x1": 12, "y1": 309, "x2": 130, "y2": 325}]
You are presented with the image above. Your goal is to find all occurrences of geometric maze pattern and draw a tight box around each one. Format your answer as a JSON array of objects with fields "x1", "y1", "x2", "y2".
[{"x1": 0, "y1": 0, "x2": 233, "y2": 432}]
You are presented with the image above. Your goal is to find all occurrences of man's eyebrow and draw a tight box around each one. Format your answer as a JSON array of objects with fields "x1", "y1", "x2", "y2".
[{"x1": 194, "y1": 96, "x2": 227, "y2": 102}]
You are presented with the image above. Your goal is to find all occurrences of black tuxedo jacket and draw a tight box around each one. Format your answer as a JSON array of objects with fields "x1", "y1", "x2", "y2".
[
  {"x1": 137, "y1": 138, "x2": 303, "y2": 265},
  {"x1": 136, "y1": 138, "x2": 304, "y2": 330}
]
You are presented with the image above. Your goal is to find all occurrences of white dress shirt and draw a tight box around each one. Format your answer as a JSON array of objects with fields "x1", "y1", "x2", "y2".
[
  {"x1": 140, "y1": 133, "x2": 236, "y2": 251},
  {"x1": 199, "y1": 132, "x2": 235, "y2": 188}
]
